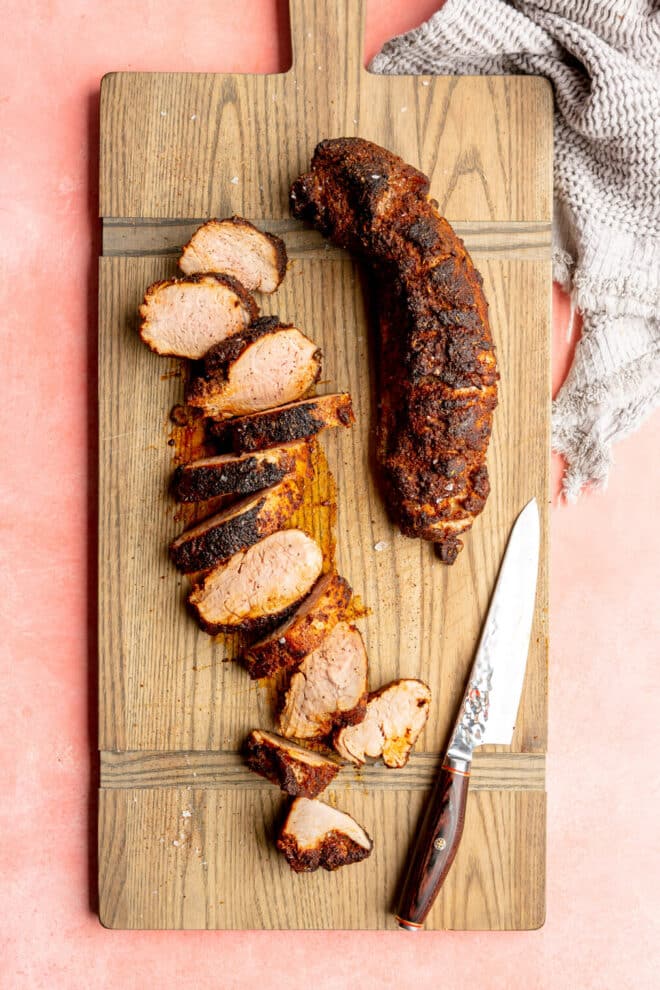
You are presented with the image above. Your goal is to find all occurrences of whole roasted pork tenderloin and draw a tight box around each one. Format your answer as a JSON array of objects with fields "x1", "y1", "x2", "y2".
[{"x1": 291, "y1": 138, "x2": 498, "y2": 563}]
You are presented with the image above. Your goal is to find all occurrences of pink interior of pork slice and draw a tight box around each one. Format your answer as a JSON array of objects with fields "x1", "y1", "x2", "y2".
[
  {"x1": 334, "y1": 679, "x2": 431, "y2": 768},
  {"x1": 188, "y1": 328, "x2": 321, "y2": 419},
  {"x1": 278, "y1": 622, "x2": 368, "y2": 739},
  {"x1": 139, "y1": 273, "x2": 256, "y2": 358},
  {"x1": 188, "y1": 529, "x2": 323, "y2": 633},
  {"x1": 179, "y1": 218, "x2": 287, "y2": 293}
]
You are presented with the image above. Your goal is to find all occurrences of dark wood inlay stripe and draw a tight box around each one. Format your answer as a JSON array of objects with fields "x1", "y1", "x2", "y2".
[
  {"x1": 102, "y1": 217, "x2": 552, "y2": 260},
  {"x1": 100, "y1": 749, "x2": 546, "y2": 791}
]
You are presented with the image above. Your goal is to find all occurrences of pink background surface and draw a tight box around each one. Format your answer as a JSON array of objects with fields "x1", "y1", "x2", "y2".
[{"x1": 2, "y1": 2, "x2": 659, "y2": 987}]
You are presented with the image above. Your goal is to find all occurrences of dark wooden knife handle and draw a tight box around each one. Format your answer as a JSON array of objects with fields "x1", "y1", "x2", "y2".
[{"x1": 396, "y1": 762, "x2": 470, "y2": 930}]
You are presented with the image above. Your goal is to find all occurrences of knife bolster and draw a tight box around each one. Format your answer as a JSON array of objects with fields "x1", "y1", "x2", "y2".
[{"x1": 445, "y1": 753, "x2": 471, "y2": 774}]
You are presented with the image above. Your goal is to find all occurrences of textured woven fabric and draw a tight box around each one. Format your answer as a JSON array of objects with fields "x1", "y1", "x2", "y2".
[{"x1": 371, "y1": 0, "x2": 660, "y2": 498}]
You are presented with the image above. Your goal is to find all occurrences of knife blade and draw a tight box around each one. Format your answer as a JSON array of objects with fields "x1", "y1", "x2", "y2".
[{"x1": 396, "y1": 498, "x2": 540, "y2": 930}]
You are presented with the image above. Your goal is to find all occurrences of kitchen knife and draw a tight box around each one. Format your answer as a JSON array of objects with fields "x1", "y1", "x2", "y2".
[{"x1": 396, "y1": 497, "x2": 540, "y2": 930}]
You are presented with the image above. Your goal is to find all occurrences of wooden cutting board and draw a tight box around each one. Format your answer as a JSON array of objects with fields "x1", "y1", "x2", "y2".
[{"x1": 98, "y1": 0, "x2": 552, "y2": 930}]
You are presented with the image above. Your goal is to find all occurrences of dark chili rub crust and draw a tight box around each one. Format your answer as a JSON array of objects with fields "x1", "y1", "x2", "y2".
[
  {"x1": 171, "y1": 442, "x2": 311, "y2": 503},
  {"x1": 277, "y1": 798, "x2": 373, "y2": 873},
  {"x1": 244, "y1": 729, "x2": 341, "y2": 798},
  {"x1": 170, "y1": 496, "x2": 260, "y2": 573},
  {"x1": 170, "y1": 458, "x2": 312, "y2": 574},
  {"x1": 277, "y1": 830, "x2": 371, "y2": 873},
  {"x1": 290, "y1": 138, "x2": 499, "y2": 563},
  {"x1": 170, "y1": 473, "x2": 306, "y2": 573},
  {"x1": 209, "y1": 393, "x2": 355, "y2": 452},
  {"x1": 242, "y1": 572, "x2": 352, "y2": 679},
  {"x1": 172, "y1": 457, "x2": 286, "y2": 502}
]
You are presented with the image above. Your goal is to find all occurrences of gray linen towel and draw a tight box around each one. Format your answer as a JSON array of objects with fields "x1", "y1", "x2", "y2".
[{"x1": 371, "y1": 0, "x2": 660, "y2": 499}]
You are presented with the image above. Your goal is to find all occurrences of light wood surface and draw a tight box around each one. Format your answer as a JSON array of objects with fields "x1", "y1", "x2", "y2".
[
  {"x1": 99, "y1": 787, "x2": 545, "y2": 931},
  {"x1": 98, "y1": 0, "x2": 552, "y2": 930},
  {"x1": 100, "y1": 14, "x2": 552, "y2": 222}
]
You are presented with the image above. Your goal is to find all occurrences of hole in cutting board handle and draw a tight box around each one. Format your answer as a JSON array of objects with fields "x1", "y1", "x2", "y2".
[{"x1": 274, "y1": 0, "x2": 293, "y2": 72}]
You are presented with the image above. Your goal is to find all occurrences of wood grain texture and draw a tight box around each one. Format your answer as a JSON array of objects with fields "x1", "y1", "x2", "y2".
[
  {"x1": 99, "y1": 2, "x2": 552, "y2": 222},
  {"x1": 100, "y1": 750, "x2": 546, "y2": 792},
  {"x1": 98, "y1": 0, "x2": 552, "y2": 930},
  {"x1": 99, "y1": 786, "x2": 545, "y2": 930},
  {"x1": 98, "y1": 254, "x2": 549, "y2": 755}
]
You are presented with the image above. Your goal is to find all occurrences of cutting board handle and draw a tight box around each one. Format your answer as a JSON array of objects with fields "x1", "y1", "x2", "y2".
[{"x1": 288, "y1": 0, "x2": 366, "y2": 79}]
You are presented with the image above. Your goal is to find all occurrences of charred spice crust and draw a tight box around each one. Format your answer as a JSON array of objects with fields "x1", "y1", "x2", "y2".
[
  {"x1": 244, "y1": 731, "x2": 341, "y2": 799},
  {"x1": 290, "y1": 138, "x2": 499, "y2": 563},
  {"x1": 277, "y1": 827, "x2": 373, "y2": 873},
  {"x1": 208, "y1": 394, "x2": 355, "y2": 452}
]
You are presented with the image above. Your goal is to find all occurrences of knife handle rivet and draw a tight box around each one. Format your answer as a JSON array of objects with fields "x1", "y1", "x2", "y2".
[{"x1": 434, "y1": 837, "x2": 447, "y2": 851}]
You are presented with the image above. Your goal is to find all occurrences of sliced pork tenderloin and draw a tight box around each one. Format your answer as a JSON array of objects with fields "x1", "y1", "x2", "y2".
[
  {"x1": 188, "y1": 529, "x2": 323, "y2": 635},
  {"x1": 138, "y1": 272, "x2": 257, "y2": 358},
  {"x1": 334, "y1": 679, "x2": 431, "y2": 769},
  {"x1": 186, "y1": 317, "x2": 322, "y2": 420},
  {"x1": 209, "y1": 392, "x2": 354, "y2": 452},
  {"x1": 277, "y1": 797, "x2": 373, "y2": 873},
  {"x1": 170, "y1": 471, "x2": 306, "y2": 573},
  {"x1": 278, "y1": 622, "x2": 368, "y2": 740},
  {"x1": 244, "y1": 729, "x2": 341, "y2": 798},
  {"x1": 242, "y1": 572, "x2": 352, "y2": 679},
  {"x1": 179, "y1": 217, "x2": 287, "y2": 293},
  {"x1": 171, "y1": 440, "x2": 311, "y2": 503}
]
